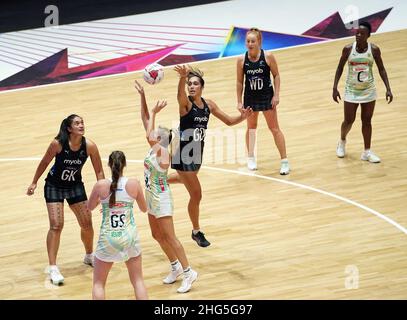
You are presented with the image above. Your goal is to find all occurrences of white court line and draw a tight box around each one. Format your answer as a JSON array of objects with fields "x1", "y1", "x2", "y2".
[
  {"x1": 200, "y1": 165, "x2": 407, "y2": 236},
  {"x1": 3, "y1": 157, "x2": 407, "y2": 235}
]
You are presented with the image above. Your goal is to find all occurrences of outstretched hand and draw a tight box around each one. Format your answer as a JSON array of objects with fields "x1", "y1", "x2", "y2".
[
  {"x1": 174, "y1": 64, "x2": 190, "y2": 78},
  {"x1": 152, "y1": 100, "x2": 168, "y2": 113},
  {"x1": 134, "y1": 80, "x2": 144, "y2": 95}
]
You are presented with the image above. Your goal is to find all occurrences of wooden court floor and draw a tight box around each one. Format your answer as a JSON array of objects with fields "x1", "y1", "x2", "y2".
[{"x1": 0, "y1": 29, "x2": 406, "y2": 299}]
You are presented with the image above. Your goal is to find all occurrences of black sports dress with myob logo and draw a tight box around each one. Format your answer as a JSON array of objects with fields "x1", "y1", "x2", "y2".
[
  {"x1": 171, "y1": 96, "x2": 210, "y2": 172},
  {"x1": 243, "y1": 49, "x2": 274, "y2": 111},
  {"x1": 44, "y1": 137, "x2": 89, "y2": 204}
]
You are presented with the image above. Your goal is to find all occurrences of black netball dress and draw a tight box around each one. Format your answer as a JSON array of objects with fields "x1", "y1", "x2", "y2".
[
  {"x1": 171, "y1": 96, "x2": 210, "y2": 172},
  {"x1": 243, "y1": 49, "x2": 274, "y2": 111}
]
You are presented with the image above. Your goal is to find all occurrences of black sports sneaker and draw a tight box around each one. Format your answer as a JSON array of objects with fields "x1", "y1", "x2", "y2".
[{"x1": 191, "y1": 231, "x2": 211, "y2": 247}]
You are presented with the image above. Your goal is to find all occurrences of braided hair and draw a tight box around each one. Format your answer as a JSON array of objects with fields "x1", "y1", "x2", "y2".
[{"x1": 108, "y1": 151, "x2": 126, "y2": 208}]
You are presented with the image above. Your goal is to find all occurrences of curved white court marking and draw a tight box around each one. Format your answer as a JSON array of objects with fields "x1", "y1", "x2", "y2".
[
  {"x1": 201, "y1": 165, "x2": 407, "y2": 236},
  {"x1": 3, "y1": 157, "x2": 406, "y2": 235}
]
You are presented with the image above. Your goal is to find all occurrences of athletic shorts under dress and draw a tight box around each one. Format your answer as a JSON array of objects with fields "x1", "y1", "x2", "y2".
[{"x1": 44, "y1": 137, "x2": 88, "y2": 204}]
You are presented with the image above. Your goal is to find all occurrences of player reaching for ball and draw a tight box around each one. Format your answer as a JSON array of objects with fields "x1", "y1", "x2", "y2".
[
  {"x1": 168, "y1": 64, "x2": 253, "y2": 248},
  {"x1": 135, "y1": 80, "x2": 198, "y2": 293}
]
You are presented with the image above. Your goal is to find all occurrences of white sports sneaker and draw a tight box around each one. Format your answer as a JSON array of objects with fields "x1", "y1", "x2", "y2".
[
  {"x1": 336, "y1": 140, "x2": 346, "y2": 158},
  {"x1": 46, "y1": 265, "x2": 64, "y2": 285},
  {"x1": 247, "y1": 157, "x2": 257, "y2": 170},
  {"x1": 83, "y1": 253, "x2": 94, "y2": 267},
  {"x1": 279, "y1": 160, "x2": 290, "y2": 175},
  {"x1": 361, "y1": 150, "x2": 381, "y2": 163},
  {"x1": 163, "y1": 264, "x2": 183, "y2": 284},
  {"x1": 177, "y1": 269, "x2": 198, "y2": 293}
]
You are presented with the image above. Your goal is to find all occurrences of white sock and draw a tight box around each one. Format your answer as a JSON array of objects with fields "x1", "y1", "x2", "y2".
[
  {"x1": 170, "y1": 260, "x2": 180, "y2": 271},
  {"x1": 48, "y1": 265, "x2": 58, "y2": 271},
  {"x1": 192, "y1": 230, "x2": 200, "y2": 235},
  {"x1": 281, "y1": 158, "x2": 288, "y2": 163},
  {"x1": 183, "y1": 266, "x2": 191, "y2": 274}
]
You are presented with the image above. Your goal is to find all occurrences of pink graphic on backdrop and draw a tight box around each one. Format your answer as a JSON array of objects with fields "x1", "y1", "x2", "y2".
[
  {"x1": 79, "y1": 44, "x2": 182, "y2": 79},
  {"x1": 0, "y1": 7, "x2": 394, "y2": 92},
  {"x1": 0, "y1": 45, "x2": 181, "y2": 91},
  {"x1": 303, "y1": 7, "x2": 392, "y2": 38}
]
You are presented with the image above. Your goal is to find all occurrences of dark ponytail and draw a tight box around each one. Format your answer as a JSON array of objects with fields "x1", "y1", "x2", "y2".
[
  {"x1": 108, "y1": 151, "x2": 126, "y2": 208},
  {"x1": 55, "y1": 114, "x2": 81, "y2": 146}
]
